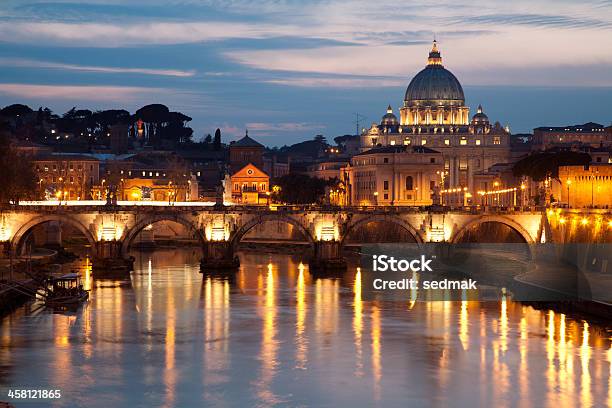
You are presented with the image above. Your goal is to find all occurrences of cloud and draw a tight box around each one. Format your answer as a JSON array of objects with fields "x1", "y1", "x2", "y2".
[
  {"x1": 246, "y1": 122, "x2": 326, "y2": 132},
  {"x1": 0, "y1": 20, "x2": 303, "y2": 47},
  {"x1": 0, "y1": 83, "x2": 172, "y2": 103},
  {"x1": 452, "y1": 13, "x2": 612, "y2": 29},
  {"x1": 264, "y1": 76, "x2": 404, "y2": 88},
  {"x1": 0, "y1": 58, "x2": 195, "y2": 77}
]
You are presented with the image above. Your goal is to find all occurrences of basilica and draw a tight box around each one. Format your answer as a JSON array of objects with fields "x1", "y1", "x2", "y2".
[{"x1": 354, "y1": 41, "x2": 511, "y2": 203}]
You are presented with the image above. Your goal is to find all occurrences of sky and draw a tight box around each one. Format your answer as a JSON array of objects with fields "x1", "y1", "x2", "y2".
[{"x1": 0, "y1": 0, "x2": 611, "y2": 146}]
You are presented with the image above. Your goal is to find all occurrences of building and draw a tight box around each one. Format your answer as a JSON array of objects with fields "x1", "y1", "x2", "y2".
[
  {"x1": 344, "y1": 145, "x2": 444, "y2": 206},
  {"x1": 307, "y1": 159, "x2": 350, "y2": 180},
  {"x1": 559, "y1": 164, "x2": 612, "y2": 208},
  {"x1": 33, "y1": 153, "x2": 100, "y2": 200},
  {"x1": 117, "y1": 176, "x2": 197, "y2": 202},
  {"x1": 359, "y1": 41, "x2": 511, "y2": 193},
  {"x1": 230, "y1": 163, "x2": 270, "y2": 204},
  {"x1": 263, "y1": 155, "x2": 290, "y2": 178},
  {"x1": 533, "y1": 123, "x2": 612, "y2": 150},
  {"x1": 229, "y1": 131, "x2": 264, "y2": 170},
  {"x1": 92, "y1": 153, "x2": 198, "y2": 202}
]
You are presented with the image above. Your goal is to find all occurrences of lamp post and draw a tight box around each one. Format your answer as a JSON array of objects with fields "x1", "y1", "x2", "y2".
[
  {"x1": 520, "y1": 182, "x2": 526, "y2": 208},
  {"x1": 493, "y1": 181, "x2": 500, "y2": 208},
  {"x1": 566, "y1": 178, "x2": 571, "y2": 208}
]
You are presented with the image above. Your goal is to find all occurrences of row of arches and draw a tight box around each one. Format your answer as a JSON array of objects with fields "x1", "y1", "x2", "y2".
[{"x1": 9, "y1": 213, "x2": 535, "y2": 257}]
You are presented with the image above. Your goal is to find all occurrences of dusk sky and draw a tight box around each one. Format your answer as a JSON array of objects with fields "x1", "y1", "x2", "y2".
[{"x1": 1, "y1": 0, "x2": 611, "y2": 146}]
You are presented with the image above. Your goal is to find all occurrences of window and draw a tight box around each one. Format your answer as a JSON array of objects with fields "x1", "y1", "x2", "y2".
[
  {"x1": 459, "y1": 158, "x2": 468, "y2": 170},
  {"x1": 444, "y1": 139, "x2": 450, "y2": 145},
  {"x1": 460, "y1": 138, "x2": 467, "y2": 145},
  {"x1": 384, "y1": 193, "x2": 389, "y2": 200},
  {"x1": 405, "y1": 176, "x2": 413, "y2": 190},
  {"x1": 69, "y1": 163, "x2": 74, "y2": 171},
  {"x1": 596, "y1": 157, "x2": 602, "y2": 163},
  {"x1": 234, "y1": 183, "x2": 239, "y2": 191},
  {"x1": 430, "y1": 180, "x2": 435, "y2": 190},
  {"x1": 404, "y1": 139, "x2": 411, "y2": 145},
  {"x1": 383, "y1": 157, "x2": 389, "y2": 164},
  {"x1": 70, "y1": 176, "x2": 74, "y2": 182},
  {"x1": 383, "y1": 180, "x2": 389, "y2": 190},
  {"x1": 430, "y1": 157, "x2": 436, "y2": 163},
  {"x1": 390, "y1": 140, "x2": 396, "y2": 145},
  {"x1": 421, "y1": 139, "x2": 427, "y2": 145},
  {"x1": 476, "y1": 139, "x2": 481, "y2": 146},
  {"x1": 493, "y1": 136, "x2": 501, "y2": 145}
]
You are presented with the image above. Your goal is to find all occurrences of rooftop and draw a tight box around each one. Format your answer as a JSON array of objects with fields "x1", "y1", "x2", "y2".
[{"x1": 356, "y1": 145, "x2": 441, "y2": 156}]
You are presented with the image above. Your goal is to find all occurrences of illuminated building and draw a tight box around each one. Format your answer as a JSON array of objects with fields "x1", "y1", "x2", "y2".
[
  {"x1": 359, "y1": 41, "x2": 511, "y2": 192},
  {"x1": 230, "y1": 163, "x2": 270, "y2": 204},
  {"x1": 558, "y1": 164, "x2": 612, "y2": 208},
  {"x1": 33, "y1": 153, "x2": 100, "y2": 200},
  {"x1": 344, "y1": 145, "x2": 444, "y2": 206},
  {"x1": 533, "y1": 122, "x2": 612, "y2": 150}
]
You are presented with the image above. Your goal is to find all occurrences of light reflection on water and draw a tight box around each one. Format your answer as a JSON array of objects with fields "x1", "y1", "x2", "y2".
[{"x1": 0, "y1": 248, "x2": 610, "y2": 407}]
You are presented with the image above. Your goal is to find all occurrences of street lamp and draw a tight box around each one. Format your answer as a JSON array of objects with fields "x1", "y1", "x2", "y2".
[
  {"x1": 566, "y1": 178, "x2": 572, "y2": 208},
  {"x1": 373, "y1": 191, "x2": 379, "y2": 206}
]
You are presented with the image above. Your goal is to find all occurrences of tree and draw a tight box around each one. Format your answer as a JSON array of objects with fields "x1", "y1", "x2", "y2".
[
  {"x1": 272, "y1": 173, "x2": 327, "y2": 204},
  {"x1": 134, "y1": 104, "x2": 171, "y2": 146},
  {"x1": 214, "y1": 128, "x2": 221, "y2": 150},
  {"x1": 513, "y1": 150, "x2": 591, "y2": 181},
  {"x1": 0, "y1": 104, "x2": 33, "y2": 118},
  {"x1": 0, "y1": 132, "x2": 37, "y2": 204},
  {"x1": 203, "y1": 134, "x2": 212, "y2": 144}
]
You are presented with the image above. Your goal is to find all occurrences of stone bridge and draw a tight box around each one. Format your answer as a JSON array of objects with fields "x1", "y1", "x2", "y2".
[{"x1": 0, "y1": 204, "x2": 549, "y2": 274}]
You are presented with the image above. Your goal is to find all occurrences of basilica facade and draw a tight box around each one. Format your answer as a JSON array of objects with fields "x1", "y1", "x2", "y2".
[{"x1": 358, "y1": 41, "x2": 511, "y2": 193}]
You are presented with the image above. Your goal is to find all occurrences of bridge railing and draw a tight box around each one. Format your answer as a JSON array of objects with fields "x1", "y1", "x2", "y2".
[{"x1": 1, "y1": 203, "x2": 552, "y2": 214}]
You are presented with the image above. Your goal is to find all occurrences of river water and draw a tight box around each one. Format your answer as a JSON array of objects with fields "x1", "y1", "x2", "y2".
[{"x1": 1, "y1": 248, "x2": 611, "y2": 407}]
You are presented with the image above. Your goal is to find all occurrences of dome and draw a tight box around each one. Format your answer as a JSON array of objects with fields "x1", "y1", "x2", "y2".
[
  {"x1": 381, "y1": 105, "x2": 398, "y2": 126},
  {"x1": 404, "y1": 41, "x2": 465, "y2": 106},
  {"x1": 471, "y1": 104, "x2": 489, "y2": 124}
]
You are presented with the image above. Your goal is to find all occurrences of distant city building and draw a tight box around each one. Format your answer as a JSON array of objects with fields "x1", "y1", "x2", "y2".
[
  {"x1": 344, "y1": 145, "x2": 444, "y2": 206},
  {"x1": 109, "y1": 123, "x2": 129, "y2": 154},
  {"x1": 559, "y1": 164, "x2": 612, "y2": 208},
  {"x1": 229, "y1": 131, "x2": 264, "y2": 171},
  {"x1": 359, "y1": 41, "x2": 511, "y2": 193},
  {"x1": 263, "y1": 155, "x2": 290, "y2": 178},
  {"x1": 92, "y1": 152, "x2": 197, "y2": 202},
  {"x1": 307, "y1": 159, "x2": 350, "y2": 180},
  {"x1": 230, "y1": 163, "x2": 270, "y2": 204},
  {"x1": 533, "y1": 122, "x2": 612, "y2": 150},
  {"x1": 33, "y1": 153, "x2": 100, "y2": 200}
]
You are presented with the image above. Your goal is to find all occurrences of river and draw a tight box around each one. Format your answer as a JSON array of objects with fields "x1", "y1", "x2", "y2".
[{"x1": 1, "y1": 248, "x2": 611, "y2": 407}]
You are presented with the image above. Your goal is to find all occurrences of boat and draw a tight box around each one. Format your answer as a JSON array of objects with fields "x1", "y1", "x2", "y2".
[{"x1": 44, "y1": 273, "x2": 89, "y2": 308}]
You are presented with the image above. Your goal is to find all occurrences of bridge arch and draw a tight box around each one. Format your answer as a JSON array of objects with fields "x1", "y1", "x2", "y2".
[
  {"x1": 121, "y1": 213, "x2": 203, "y2": 257},
  {"x1": 11, "y1": 214, "x2": 97, "y2": 255},
  {"x1": 230, "y1": 214, "x2": 315, "y2": 251},
  {"x1": 340, "y1": 214, "x2": 424, "y2": 247},
  {"x1": 450, "y1": 215, "x2": 535, "y2": 244}
]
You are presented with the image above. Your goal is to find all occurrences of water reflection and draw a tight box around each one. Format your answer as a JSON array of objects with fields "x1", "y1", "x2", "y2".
[{"x1": 0, "y1": 248, "x2": 609, "y2": 407}]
